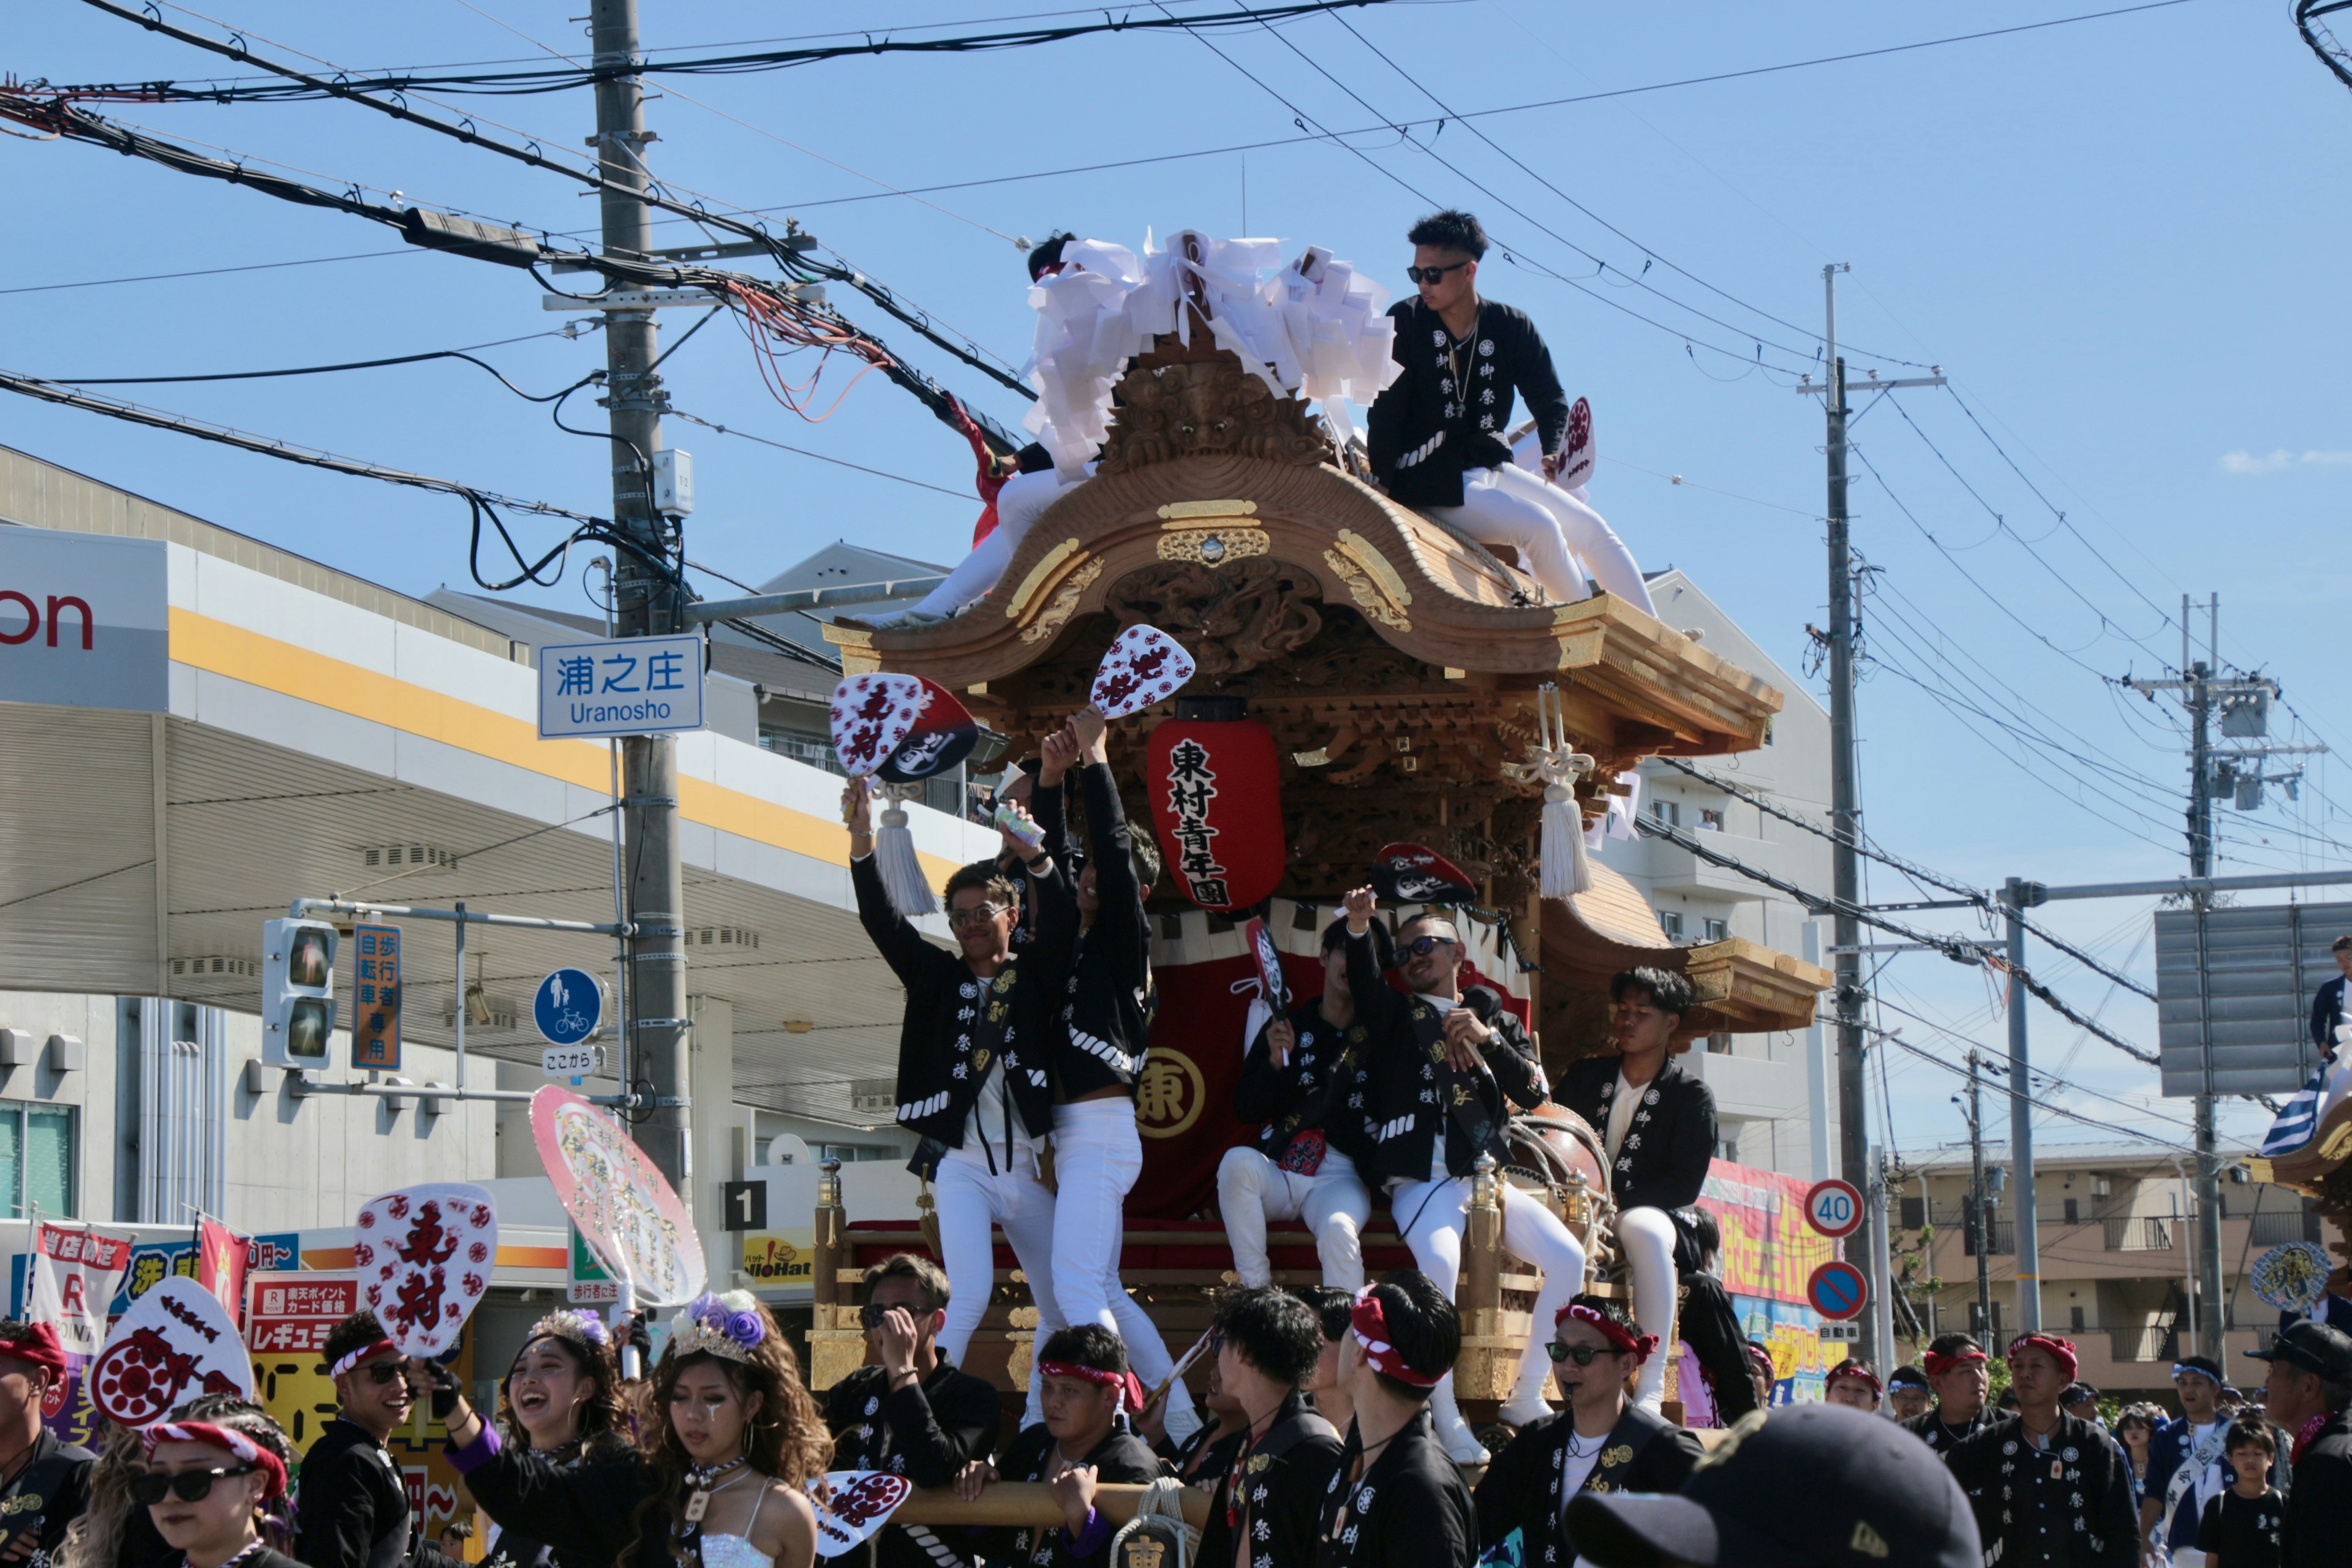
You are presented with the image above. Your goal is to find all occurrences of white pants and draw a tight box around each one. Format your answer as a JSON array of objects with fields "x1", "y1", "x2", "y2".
[
  {"x1": 910, "y1": 464, "x2": 1092, "y2": 617},
  {"x1": 1391, "y1": 1171, "x2": 1589, "y2": 1439},
  {"x1": 1215, "y1": 1145, "x2": 1373, "y2": 1291},
  {"x1": 931, "y1": 1142, "x2": 1065, "y2": 1421},
  {"x1": 1615, "y1": 1206, "x2": 1680, "y2": 1410},
  {"x1": 1425, "y1": 464, "x2": 1655, "y2": 614},
  {"x1": 1050, "y1": 1099, "x2": 1196, "y2": 1436}
]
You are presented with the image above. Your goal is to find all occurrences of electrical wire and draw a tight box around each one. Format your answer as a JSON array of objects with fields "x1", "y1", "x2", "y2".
[
  {"x1": 35, "y1": 326, "x2": 601, "y2": 396},
  {"x1": 668, "y1": 410, "x2": 978, "y2": 499},
  {"x1": 0, "y1": 247, "x2": 421, "y2": 295}
]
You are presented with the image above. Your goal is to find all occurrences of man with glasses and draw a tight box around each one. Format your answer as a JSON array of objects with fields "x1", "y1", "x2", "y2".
[
  {"x1": 1557, "y1": 967, "x2": 1719, "y2": 1413},
  {"x1": 1366, "y1": 209, "x2": 1654, "y2": 616},
  {"x1": 296, "y1": 1312, "x2": 464, "y2": 1568},
  {"x1": 846, "y1": 777, "x2": 1078, "y2": 1423},
  {"x1": 1475, "y1": 1294, "x2": 1704, "y2": 1564},
  {"x1": 1343, "y1": 889, "x2": 1586, "y2": 1461},
  {"x1": 824, "y1": 1254, "x2": 1001, "y2": 1568}
]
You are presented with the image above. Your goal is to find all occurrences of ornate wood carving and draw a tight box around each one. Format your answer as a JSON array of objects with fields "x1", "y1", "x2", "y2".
[
  {"x1": 1101, "y1": 559, "x2": 1323, "y2": 679},
  {"x1": 1017, "y1": 557, "x2": 1103, "y2": 644},
  {"x1": 1095, "y1": 358, "x2": 1332, "y2": 476},
  {"x1": 1156, "y1": 527, "x2": 1270, "y2": 567}
]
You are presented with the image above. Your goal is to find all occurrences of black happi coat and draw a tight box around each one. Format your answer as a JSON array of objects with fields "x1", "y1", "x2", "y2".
[
  {"x1": 853, "y1": 852, "x2": 1074, "y2": 1165},
  {"x1": 979, "y1": 1422, "x2": 1161, "y2": 1568},
  {"x1": 1945, "y1": 1413, "x2": 2139, "y2": 1568},
  {"x1": 1234, "y1": 998, "x2": 1376, "y2": 1169},
  {"x1": 1366, "y1": 298, "x2": 1571, "y2": 508},
  {"x1": 1475, "y1": 1403, "x2": 1704, "y2": 1566},
  {"x1": 1313, "y1": 1409, "x2": 1476, "y2": 1568},
  {"x1": 2281, "y1": 1407, "x2": 2352, "y2": 1568},
  {"x1": 1030, "y1": 761, "x2": 1154, "y2": 1098},
  {"x1": 1556, "y1": 1055, "x2": 1717, "y2": 1214},
  {"x1": 1159, "y1": 1421, "x2": 1245, "y2": 1484},
  {"x1": 1199, "y1": 1391, "x2": 1343, "y2": 1568},
  {"x1": 300, "y1": 1419, "x2": 468, "y2": 1568},
  {"x1": 1904, "y1": 1404, "x2": 1994, "y2": 1457},
  {"x1": 0, "y1": 1428, "x2": 91, "y2": 1568},
  {"x1": 824, "y1": 1359, "x2": 1003, "y2": 1568},
  {"x1": 476, "y1": 1436, "x2": 629, "y2": 1568},
  {"x1": 1345, "y1": 929, "x2": 1547, "y2": 1186}
]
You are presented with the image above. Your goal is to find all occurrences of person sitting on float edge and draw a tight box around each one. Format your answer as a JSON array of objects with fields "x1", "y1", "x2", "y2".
[
  {"x1": 1902, "y1": 1332, "x2": 1992, "y2": 1455},
  {"x1": 1298, "y1": 1285, "x2": 1357, "y2": 1434},
  {"x1": 822, "y1": 1254, "x2": 1000, "y2": 1568},
  {"x1": 844, "y1": 776, "x2": 1076, "y2": 1424},
  {"x1": 1944, "y1": 1333, "x2": 2138, "y2": 1568},
  {"x1": 1567, "y1": 1404, "x2": 1985, "y2": 1568},
  {"x1": 2244, "y1": 1317, "x2": 2352, "y2": 1568},
  {"x1": 1195, "y1": 1288, "x2": 1344, "y2": 1568},
  {"x1": 1823, "y1": 1362, "x2": 1882, "y2": 1413},
  {"x1": 1340, "y1": 886, "x2": 1586, "y2": 1460},
  {"x1": 1365, "y1": 208, "x2": 1654, "y2": 616},
  {"x1": 1027, "y1": 708, "x2": 1198, "y2": 1445},
  {"x1": 1219, "y1": 914, "x2": 1386, "y2": 1294},
  {"x1": 1887, "y1": 1364, "x2": 1934, "y2": 1423},
  {"x1": 1313, "y1": 1270, "x2": 1476, "y2": 1568},
  {"x1": 298, "y1": 1312, "x2": 466, "y2": 1568},
  {"x1": 1555, "y1": 967, "x2": 1719, "y2": 1414},
  {"x1": 1476, "y1": 1292, "x2": 1705, "y2": 1566},
  {"x1": 0, "y1": 1321, "x2": 91, "y2": 1568},
  {"x1": 953, "y1": 1324, "x2": 1158, "y2": 1568}
]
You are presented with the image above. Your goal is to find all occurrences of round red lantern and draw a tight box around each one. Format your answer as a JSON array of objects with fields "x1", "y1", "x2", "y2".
[{"x1": 1145, "y1": 714, "x2": 1287, "y2": 912}]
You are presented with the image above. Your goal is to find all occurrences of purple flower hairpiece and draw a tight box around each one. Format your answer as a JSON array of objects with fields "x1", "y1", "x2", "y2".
[
  {"x1": 671, "y1": 1292, "x2": 767, "y2": 1363},
  {"x1": 526, "y1": 1307, "x2": 612, "y2": 1352}
]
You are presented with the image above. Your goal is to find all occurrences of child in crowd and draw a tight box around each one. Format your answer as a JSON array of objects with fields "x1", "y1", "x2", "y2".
[{"x1": 2195, "y1": 1417, "x2": 2286, "y2": 1568}]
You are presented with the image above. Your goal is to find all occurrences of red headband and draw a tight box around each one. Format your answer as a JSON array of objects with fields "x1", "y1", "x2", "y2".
[
  {"x1": 331, "y1": 1338, "x2": 399, "y2": 1379},
  {"x1": 1923, "y1": 1349, "x2": 1989, "y2": 1378},
  {"x1": 2006, "y1": 1333, "x2": 2080, "y2": 1384},
  {"x1": 1826, "y1": 1363, "x2": 1882, "y2": 1398},
  {"x1": 1554, "y1": 1302, "x2": 1660, "y2": 1366},
  {"x1": 143, "y1": 1422, "x2": 287, "y2": 1501},
  {"x1": 0, "y1": 1322, "x2": 66, "y2": 1383},
  {"x1": 1351, "y1": 1289, "x2": 1442, "y2": 1387},
  {"x1": 1038, "y1": 1361, "x2": 1147, "y2": 1412}
]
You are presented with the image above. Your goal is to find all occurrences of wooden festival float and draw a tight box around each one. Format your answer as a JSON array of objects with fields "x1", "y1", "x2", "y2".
[{"x1": 804, "y1": 300, "x2": 1833, "y2": 1428}]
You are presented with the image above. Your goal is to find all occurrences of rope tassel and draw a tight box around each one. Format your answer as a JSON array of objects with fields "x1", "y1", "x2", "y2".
[
  {"x1": 873, "y1": 783, "x2": 937, "y2": 917},
  {"x1": 1506, "y1": 683, "x2": 1597, "y2": 902}
]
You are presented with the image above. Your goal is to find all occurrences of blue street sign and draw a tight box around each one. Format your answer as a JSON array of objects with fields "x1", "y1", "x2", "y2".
[
  {"x1": 1807, "y1": 1260, "x2": 1869, "y2": 1322},
  {"x1": 533, "y1": 968, "x2": 603, "y2": 1047},
  {"x1": 537, "y1": 633, "x2": 706, "y2": 739}
]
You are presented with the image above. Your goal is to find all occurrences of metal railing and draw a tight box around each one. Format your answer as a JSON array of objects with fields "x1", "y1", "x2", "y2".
[
  {"x1": 2103, "y1": 1216, "x2": 2173, "y2": 1251},
  {"x1": 2107, "y1": 1325, "x2": 2179, "y2": 1363},
  {"x1": 2248, "y1": 1210, "x2": 2321, "y2": 1246}
]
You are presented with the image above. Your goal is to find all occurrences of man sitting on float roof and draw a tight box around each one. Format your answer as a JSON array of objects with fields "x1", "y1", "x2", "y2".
[
  {"x1": 1366, "y1": 208, "x2": 1655, "y2": 616},
  {"x1": 1555, "y1": 967, "x2": 1719, "y2": 1414}
]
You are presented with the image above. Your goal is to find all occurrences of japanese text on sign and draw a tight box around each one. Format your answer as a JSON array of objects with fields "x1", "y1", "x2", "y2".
[
  {"x1": 1163, "y1": 739, "x2": 1229, "y2": 907},
  {"x1": 247, "y1": 1275, "x2": 360, "y2": 1354},
  {"x1": 537, "y1": 634, "x2": 706, "y2": 740},
  {"x1": 352, "y1": 924, "x2": 401, "y2": 1070}
]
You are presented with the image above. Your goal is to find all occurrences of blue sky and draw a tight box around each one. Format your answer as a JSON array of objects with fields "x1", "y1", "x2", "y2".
[{"x1": 7, "y1": 0, "x2": 2348, "y2": 1164}]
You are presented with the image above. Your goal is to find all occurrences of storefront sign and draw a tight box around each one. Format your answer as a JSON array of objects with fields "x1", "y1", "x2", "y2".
[{"x1": 0, "y1": 530, "x2": 167, "y2": 712}]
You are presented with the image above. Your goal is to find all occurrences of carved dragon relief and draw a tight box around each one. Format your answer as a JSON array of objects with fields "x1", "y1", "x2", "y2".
[{"x1": 1101, "y1": 559, "x2": 1323, "y2": 679}]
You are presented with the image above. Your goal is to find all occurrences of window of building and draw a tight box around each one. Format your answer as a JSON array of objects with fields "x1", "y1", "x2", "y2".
[
  {"x1": 2064, "y1": 1198, "x2": 2079, "y2": 1223},
  {"x1": 0, "y1": 1104, "x2": 75, "y2": 1219},
  {"x1": 1702, "y1": 918, "x2": 1729, "y2": 943},
  {"x1": 1700, "y1": 808, "x2": 1725, "y2": 832},
  {"x1": 1899, "y1": 1196, "x2": 1926, "y2": 1229},
  {"x1": 1651, "y1": 799, "x2": 1681, "y2": 828},
  {"x1": 760, "y1": 728, "x2": 842, "y2": 775},
  {"x1": 1660, "y1": 911, "x2": 1686, "y2": 943},
  {"x1": 2070, "y1": 1306, "x2": 2086, "y2": 1332}
]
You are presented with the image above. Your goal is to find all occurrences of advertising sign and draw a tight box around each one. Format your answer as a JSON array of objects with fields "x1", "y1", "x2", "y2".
[{"x1": 0, "y1": 530, "x2": 167, "y2": 712}]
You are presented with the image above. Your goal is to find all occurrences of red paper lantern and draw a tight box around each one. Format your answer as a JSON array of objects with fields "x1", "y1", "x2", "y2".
[{"x1": 1145, "y1": 717, "x2": 1287, "y2": 912}]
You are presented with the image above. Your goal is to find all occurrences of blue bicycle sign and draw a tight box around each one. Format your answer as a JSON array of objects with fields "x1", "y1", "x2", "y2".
[{"x1": 534, "y1": 968, "x2": 603, "y2": 1047}]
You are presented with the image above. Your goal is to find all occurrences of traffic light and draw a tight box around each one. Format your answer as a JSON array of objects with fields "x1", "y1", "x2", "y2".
[{"x1": 262, "y1": 918, "x2": 337, "y2": 1068}]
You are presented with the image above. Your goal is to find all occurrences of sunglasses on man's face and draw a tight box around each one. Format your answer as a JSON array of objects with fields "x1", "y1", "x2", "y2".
[
  {"x1": 359, "y1": 1360, "x2": 409, "y2": 1386},
  {"x1": 1546, "y1": 1341, "x2": 1623, "y2": 1367},
  {"x1": 1406, "y1": 260, "x2": 1470, "y2": 285},
  {"x1": 132, "y1": 1467, "x2": 258, "y2": 1506},
  {"x1": 946, "y1": 903, "x2": 1008, "y2": 929},
  {"x1": 1401, "y1": 935, "x2": 1457, "y2": 959},
  {"x1": 860, "y1": 1302, "x2": 911, "y2": 1329}
]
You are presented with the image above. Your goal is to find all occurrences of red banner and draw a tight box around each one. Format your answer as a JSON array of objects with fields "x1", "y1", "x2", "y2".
[{"x1": 195, "y1": 1217, "x2": 248, "y2": 1325}]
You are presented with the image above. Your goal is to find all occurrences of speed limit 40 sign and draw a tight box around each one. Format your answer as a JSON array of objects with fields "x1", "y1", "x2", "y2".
[{"x1": 1804, "y1": 1178, "x2": 1864, "y2": 1240}]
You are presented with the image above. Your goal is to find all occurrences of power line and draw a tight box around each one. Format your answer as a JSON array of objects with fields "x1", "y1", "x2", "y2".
[
  {"x1": 1868, "y1": 1025, "x2": 2192, "y2": 1154},
  {"x1": 33, "y1": 326, "x2": 601, "y2": 398},
  {"x1": 668, "y1": 409, "x2": 979, "y2": 499},
  {"x1": 0, "y1": 247, "x2": 421, "y2": 295}
]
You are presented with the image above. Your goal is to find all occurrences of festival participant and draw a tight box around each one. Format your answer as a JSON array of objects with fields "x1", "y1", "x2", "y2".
[
  {"x1": 1566, "y1": 1404, "x2": 1984, "y2": 1568},
  {"x1": 440, "y1": 1291, "x2": 824, "y2": 1568},
  {"x1": 2245, "y1": 1319, "x2": 2352, "y2": 1568},
  {"x1": 845, "y1": 778, "x2": 1075, "y2": 1407},
  {"x1": 1312, "y1": 1271, "x2": 1476, "y2": 1568},
  {"x1": 1667, "y1": 1207, "x2": 1761, "y2": 1427},
  {"x1": 1298, "y1": 1287, "x2": 1357, "y2": 1434},
  {"x1": 1887, "y1": 1365, "x2": 1934, "y2": 1423},
  {"x1": 1027, "y1": 710, "x2": 1197, "y2": 1444},
  {"x1": 1744, "y1": 1341, "x2": 1777, "y2": 1410},
  {"x1": 1824, "y1": 1362, "x2": 1883, "y2": 1413},
  {"x1": 137, "y1": 1414, "x2": 298, "y2": 1568},
  {"x1": 1944, "y1": 1334, "x2": 2138, "y2": 1568},
  {"x1": 0, "y1": 1321, "x2": 92, "y2": 1568},
  {"x1": 1556, "y1": 968, "x2": 1718, "y2": 1412},
  {"x1": 951, "y1": 1325, "x2": 1159, "y2": 1568},
  {"x1": 1366, "y1": 209, "x2": 1653, "y2": 615},
  {"x1": 1219, "y1": 916, "x2": 1384, "y2": 1293},
  {"x1": 1196, "y1": 1289, "x2": 1343, "y2": 1568},
  {"x1": 1902, "y1": 1332, "x2": 1993, "y2": 1455},
  {"x1": 1474, "y1": 1294, "x2": 1705, "y2": 1566},
  {"x1": 2146, "y1": 1354, "x2": 2262, "y2": 1568},
  {"x1": 296, "y1": 1313, "x2": 465, "y2": 1568},
  {"x1": 1147, "y1": 1340, "x2": 1245, "y2": 1483},
  {"x1": 1340, "y1": 888, "x2": 1585, "y2": 1460},
  {"x1": 477, "y1": 1308, "x2": 628, "y2": 1568},
  {"x1": 821, "y1": 1256, "x2": 1000, "y2": 1568},
  {"x1": 2195, "y1": 1417, "x2": 2285, "y2": 1568}
]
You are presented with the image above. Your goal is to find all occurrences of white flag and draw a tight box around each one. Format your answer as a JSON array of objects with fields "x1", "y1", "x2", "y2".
[{"x1": 29, "y1": 1221, "x2": 132, "y2": 1355}]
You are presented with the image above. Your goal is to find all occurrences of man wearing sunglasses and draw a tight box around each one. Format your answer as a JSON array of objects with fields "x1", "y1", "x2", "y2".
[
  {"x1": 1341, "y1": 888, "x2": 1587, "y2": 1461},
  {"x1": 296, "y1": 1313, "x2": 465, "y2": 1568},
  {"x1": 0, "y1": 1321, "x2": 92, "y2": 1568},
  {"x1": 1476, "y1": 1294, "x2": 1703, "y2": 1563},
  {"x1": 1365, "y1": 209, "x2": 1654, "y2": 616},
  {"x1": 823, "y1": 1254, "x2": 1001, "y2": 1568}
]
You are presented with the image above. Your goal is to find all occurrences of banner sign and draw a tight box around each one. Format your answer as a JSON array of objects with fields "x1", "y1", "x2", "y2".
[
  {"x1": 0, "y1": 530, "x2": 167, "y2": 713},
  {"x1": 30, "y1": 1223, "x2": 134, "y2": 1355},
  {"x1": 247, "y1": 1275, "x2": 361, "y2": 1355},
  {"x1": 1695, "y1": 1162, "x2": 1840, "y2": 1307}
]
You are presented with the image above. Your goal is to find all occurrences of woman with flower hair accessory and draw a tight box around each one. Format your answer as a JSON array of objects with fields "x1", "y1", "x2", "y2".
[
  {"x1": 439, "y1": 1292, "x2": 826, "y2": 1568},
  {"x1": 478, "y1": 1308, "x2": 630, "y2": 1568}
]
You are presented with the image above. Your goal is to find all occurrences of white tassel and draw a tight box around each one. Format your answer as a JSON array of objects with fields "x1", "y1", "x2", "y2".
[
  {"x1": 1509, "y1": 683, "x2": 1597, "y2": 904},
  {"x1": 873, "y1": 786, "x2": 936, "y2": 917},
  {"x1": 1541, "y1": 783, "x2": 1593, "y2": 900}
]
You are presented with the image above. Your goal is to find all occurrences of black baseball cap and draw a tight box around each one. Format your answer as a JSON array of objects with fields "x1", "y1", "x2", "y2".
[
  {"x1": 1567, "y1": 1405, "x2": 1980, "y2": 1568},
  {"x1": 2246, "y1": 1319, "x2": 2352, "y2": 1384}
]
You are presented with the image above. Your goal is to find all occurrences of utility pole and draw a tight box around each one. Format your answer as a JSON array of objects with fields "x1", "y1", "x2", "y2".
[
  {"x1": 2002, "y1": 878, "x2": 2040, "y2": 1333},
  {"x1": 1964, "y1": 1050, "x2": 1992, "y2": 1337},
  {"x1": 1800, "y1": 265, "x2": 1942, "y2": 1366},
  {"x1": 594, "y1": 0, "x2": 690, "y2": 1195}
]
